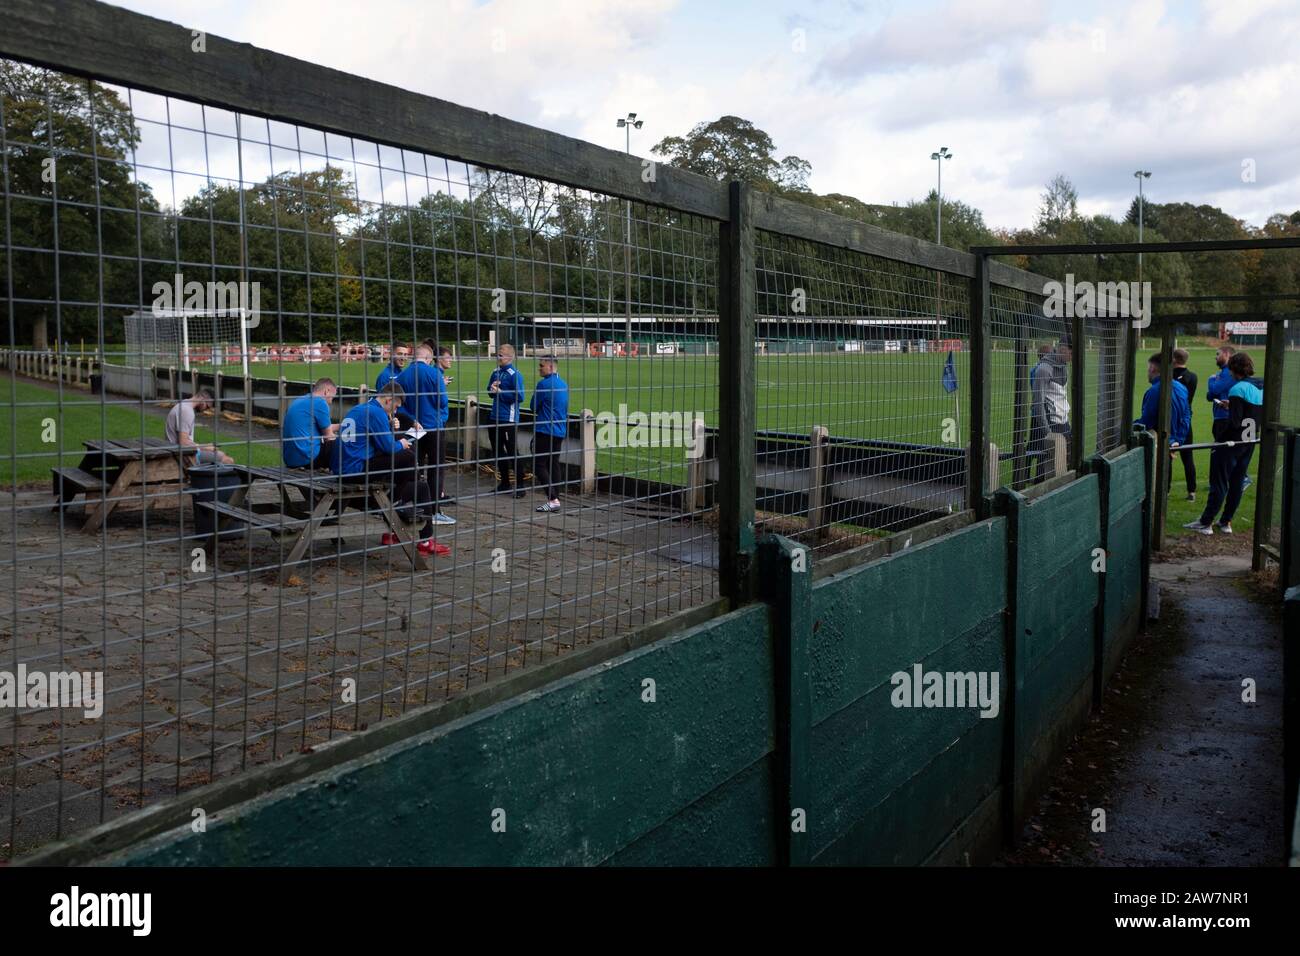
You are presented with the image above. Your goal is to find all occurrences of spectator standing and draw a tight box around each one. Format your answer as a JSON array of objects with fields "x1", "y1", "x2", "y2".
[
  {"x1": 395, "y1": 344, "x2": 455, "y2": 526},
  {"x1": 1185, "y1": 351, "x2": 1263, "y2": 536},
  {"x1": 1170, "y1": 349, "x2": 1199, "y2": 501},
  {"x1": 1029, "y1": 343, "x2": 1071, "y2": 482},
  {"x1": 486, "y1": 344, "x2": 525, "y2": 496},
  {"x1": 530, "y1": 355, "x2": 569, "y2": 513},
  {"x1": 1134, "y1": 354, "x2": 1192, "y2": 485},
  {"x1": 375, "y1": 343, "x2": 408, "y2": 392}
]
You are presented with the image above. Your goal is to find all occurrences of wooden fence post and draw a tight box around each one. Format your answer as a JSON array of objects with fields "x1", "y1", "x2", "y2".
[
  {"x1": 968, "y1": 254, "x2": 992, "y2": 517},
  {"x1": 808, "y1": 425, "x2": 829, "y2": 541},
  {"x1": 1254, "y1": 320, "x2": 1287, "y2": 571},
  {"x1": 1070, "y1": 310, "x2": 1086, "y2": 470},
  {"x1": 718, "y1": 180, "x2": 757, "y2": 604},
  {"x1": 581, "y1": 408, "x2": 596, "y2": 494},
  {"x1": 462, "y1": 394, "x2": 479, "y2": 467},
  {"x1": 684, "y1": 417, "x2": 707, "y2": 515}
]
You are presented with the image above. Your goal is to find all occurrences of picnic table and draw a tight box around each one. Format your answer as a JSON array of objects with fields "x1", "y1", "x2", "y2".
[
  {"x1": 52, "y1": 437, "x2": 186, "y2": 533},
  {"x1": 194, "y1": 463, "x2": 430, "y2": 583}
]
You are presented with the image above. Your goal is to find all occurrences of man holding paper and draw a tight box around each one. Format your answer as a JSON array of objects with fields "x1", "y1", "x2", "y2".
[{"x1": 396, "y1": 343, "x2": 454, "y2": 526}]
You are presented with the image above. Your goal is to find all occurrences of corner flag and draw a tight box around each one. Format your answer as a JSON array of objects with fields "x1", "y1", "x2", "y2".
[{"x1": 942, "y1": 350, "x2": 959, "y2": 394}]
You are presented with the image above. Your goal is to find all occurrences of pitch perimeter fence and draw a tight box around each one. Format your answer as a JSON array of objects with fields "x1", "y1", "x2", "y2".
[{"x1": 0, "y1": 0, "x2": 1131, "y2": 858}]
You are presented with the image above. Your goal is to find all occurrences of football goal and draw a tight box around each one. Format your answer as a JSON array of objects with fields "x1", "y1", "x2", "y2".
[{"x1": 122, "y1": 310, "x2": 250, "y2": 376}]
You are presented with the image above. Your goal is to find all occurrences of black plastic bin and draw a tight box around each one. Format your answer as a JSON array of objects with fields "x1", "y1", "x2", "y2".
[{"x1": 187, "y1": 464, "x2": 244, "y2": 539}]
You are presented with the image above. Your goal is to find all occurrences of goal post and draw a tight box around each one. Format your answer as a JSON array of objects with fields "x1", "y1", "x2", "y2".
[{"x1": 123, "y1": 310, "x2": 249, "y2": 376}]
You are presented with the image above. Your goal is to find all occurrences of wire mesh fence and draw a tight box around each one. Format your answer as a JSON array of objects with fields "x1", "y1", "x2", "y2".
[
  {"x1": 0, "y1": 25, "x2": 1100, "y2": 862},
  {"x1": 988, "y1": 285, "x2": 1067, "y2": 489},
  {"x1": 1088, "y1": 316, "x2": 1129, "y2": 456},
  {"x1": 752, "y1": 230, "x2": 970, "y2": 555},
  {"x1": 0, "y1": 59, "x2": 723, "y2": 857}
]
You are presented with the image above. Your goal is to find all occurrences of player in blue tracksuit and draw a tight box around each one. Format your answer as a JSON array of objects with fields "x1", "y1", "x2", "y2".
[
  {"x1": 1205, "y1": 345, "x2": 1236, "y2": 440},
  {"x1": 1134, "y1": 354, "x2": 1191, "y2": 499},
  {"x1": 395, "y1": 343, "x2": 454, "y2": 521},
  {"x1": 486, "y1": 343, "x2": 526, "y2": 495},
  {"x1": 1204, "y1": 344, "x2": 1246, "y2": 502},
  {"x1": 375, "y1": 342, "x2": 415, "y2": 431},
  {"x1": 375, "y1": 343, "x2": 408, "y2": 392},
  {"x1": 1134, "y1": 354, "x2": 1191, "y2": 445},
  {"x1": 281, "y1": 377, "x2": 339, "y2": 470},
  {"x1": 529, "y1": 356, "x2": 569, "y2": 512},
  {"x1": 1187, "y1": 351, "x2": 1263, "y2": 535}
]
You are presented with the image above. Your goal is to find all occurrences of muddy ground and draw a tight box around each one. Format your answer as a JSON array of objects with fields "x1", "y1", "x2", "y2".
[{"x1": 1001, "y1": 533, "x2": 1284, "y2": 866}]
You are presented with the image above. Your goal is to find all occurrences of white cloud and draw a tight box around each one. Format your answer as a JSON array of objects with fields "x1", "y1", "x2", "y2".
[{"x1": 99, "y1": 0, "x2": 1300, "y2": 229}]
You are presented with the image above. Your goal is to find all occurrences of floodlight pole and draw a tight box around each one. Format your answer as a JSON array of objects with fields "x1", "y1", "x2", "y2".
[
  {"x1": 931, "y1": 147, "x2": 952, "y2": 326},
  {"x1": 931, "y1": 147, "x2": 951, "y2": 247},
  {"x1": 617, "y1": 112, "x2": 644, "y2": 357},
  {"x1": 1134, "y1": 170, "x2": 1151, "y2": 283}
]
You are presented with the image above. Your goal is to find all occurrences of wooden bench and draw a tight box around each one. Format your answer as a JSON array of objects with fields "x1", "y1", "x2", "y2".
[
  {"x1": 195, "y1": 499, "x2": 303, "y2": 533},
  {"x1": 52, "y1": 466, "x2": 110, "y2": 507},
  {"x1": 52, "y1": 438, "x2": 187, "y2": 530},
  {"x1": 193, "y1": 464, "x2": 430, "y2": 583}
]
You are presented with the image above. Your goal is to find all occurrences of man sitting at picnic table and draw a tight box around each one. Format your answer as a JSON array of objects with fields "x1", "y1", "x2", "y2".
[
  {"x1": 330, "y1": 381, "x2": 448, "y2": 557},
  {"x1": 281, "y1": 377, "x2": 340, "y2": 471},
  {"x1": 166, "y1": 387, "x2": 233, "y2": 466}
]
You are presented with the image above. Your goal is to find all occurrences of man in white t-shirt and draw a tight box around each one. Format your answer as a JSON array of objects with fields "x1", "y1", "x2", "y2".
[{"x1": 165, "y1": 388, "x2": 233, "y2": 466}]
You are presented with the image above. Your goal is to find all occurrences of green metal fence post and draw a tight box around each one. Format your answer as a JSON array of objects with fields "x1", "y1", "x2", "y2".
[
  {"x1": 758, "y1": 534, "x2": 811, "y2": 867},
  {"x1": 718, "y1": 181, "x2": 757, "y2": 605}
]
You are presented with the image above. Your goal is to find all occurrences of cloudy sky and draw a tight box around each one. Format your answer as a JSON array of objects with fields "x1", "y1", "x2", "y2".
[{"x1": 107, "y1": 0, "x2": 1299, "y2": 231}]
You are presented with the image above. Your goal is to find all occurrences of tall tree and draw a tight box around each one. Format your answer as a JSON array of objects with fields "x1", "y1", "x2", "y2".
[
  {"x1": 1, "y1": 61, "x2": 162, "y2": 344},
  {"x1": 1035, "y1": 174, "x2": 1080, "y2": 235},
  {"x1": 652, "y1": 115, "x2": 809, "y2": 194}
]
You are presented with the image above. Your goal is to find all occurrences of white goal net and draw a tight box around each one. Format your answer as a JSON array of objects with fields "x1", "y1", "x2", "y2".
[{"x1": 123, "y1": 310, "x2": 250, "y2": 375}]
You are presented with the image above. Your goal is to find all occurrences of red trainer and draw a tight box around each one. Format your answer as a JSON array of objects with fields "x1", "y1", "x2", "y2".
[
  {"x1": 418, "y1": 539, "x2": 450, "y2": 556},
  {"x1": 380, "y1": 532, "x2": 399, "y2": 546}
]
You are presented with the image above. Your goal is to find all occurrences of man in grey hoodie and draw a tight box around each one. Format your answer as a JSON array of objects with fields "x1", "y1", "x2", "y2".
[{"x1": 1029, "y1": 342, "x2": 1071, "y2": 482}]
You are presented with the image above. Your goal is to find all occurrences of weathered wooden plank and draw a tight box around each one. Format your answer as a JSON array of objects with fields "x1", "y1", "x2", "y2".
[
  {"x1": 718, "y1": 182, "x2": 757, "y2": 603},
  {"x1": 968, "y1": 253, "x2": 992, "y2": 514},
  {"x1": 0, "y1": 0, "x2": 728, "y2": 220},
  {"x1": 750, "y1": 192, "x2": 1051, "y2": 294},
  {"x1": 752, "y1": 192, "x2": 973, "y2": 276},
  {"x1": 1253, "y1": 321, "x2": 1287, "y2": 570}
]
